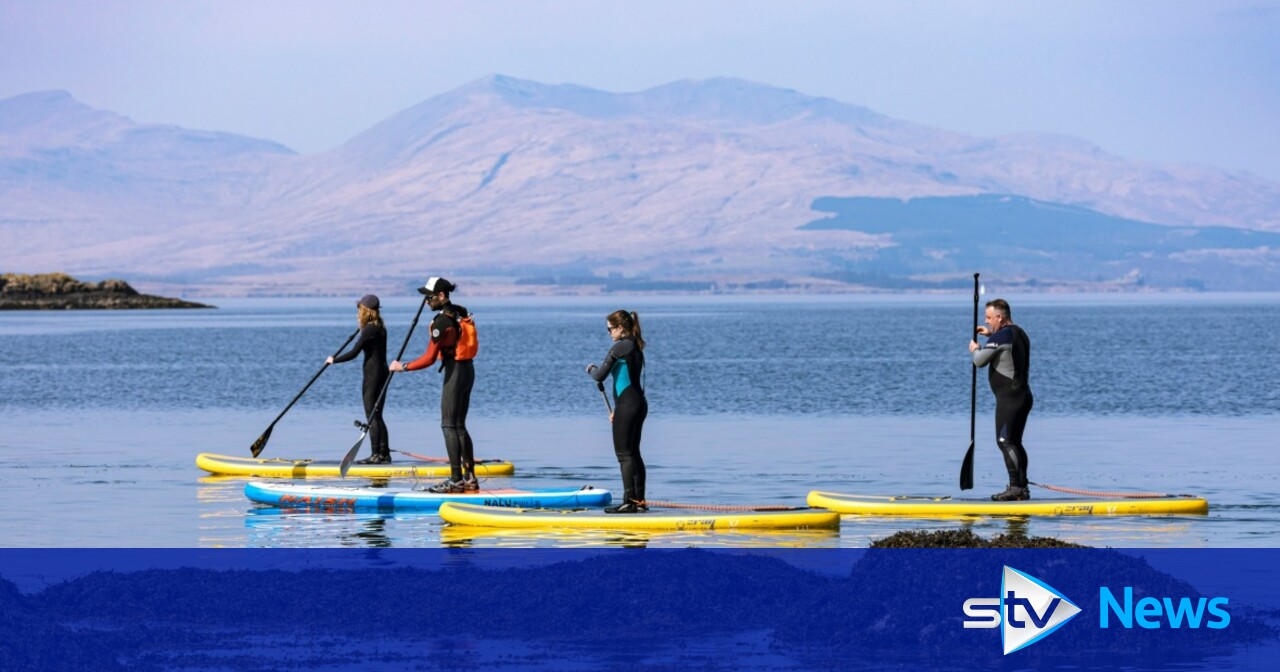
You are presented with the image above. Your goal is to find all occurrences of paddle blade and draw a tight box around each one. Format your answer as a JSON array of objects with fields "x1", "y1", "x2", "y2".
[
  {"x1": 960, "y1": 440, "x2": 975, "y2": 490},
  {"x1": 250, "y1": 426, "x2": 273, "y2": 458},
  {"x1": 338, "y1": 432, "x2": 367, "y2": 478}
]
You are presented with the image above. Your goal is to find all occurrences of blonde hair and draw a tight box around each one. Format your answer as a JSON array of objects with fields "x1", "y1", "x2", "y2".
[
  {"x1": 607, "y1": 310, "x2": 645, "y2": 350},
  {"x1": 358, "y1": 304, "x2": 384, "y2": 330}
]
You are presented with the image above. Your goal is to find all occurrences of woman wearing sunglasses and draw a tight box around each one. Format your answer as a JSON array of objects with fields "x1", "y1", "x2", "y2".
[{"x1": 586, "y1": 310, "x2": 648, "y2": 514}]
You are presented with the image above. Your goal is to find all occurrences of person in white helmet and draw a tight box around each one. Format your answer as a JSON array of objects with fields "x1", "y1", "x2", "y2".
[{"x1": 391, "y1": 278, "x2": 478, "y2": 493}]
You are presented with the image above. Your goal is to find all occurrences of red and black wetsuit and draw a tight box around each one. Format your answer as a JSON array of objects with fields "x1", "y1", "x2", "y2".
[{"x1": 404, "y1": 303, "x2": 474, "y2": 481}]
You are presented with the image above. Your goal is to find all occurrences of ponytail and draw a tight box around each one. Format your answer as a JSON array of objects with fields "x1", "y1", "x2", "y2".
[
  {"x1": 629, "y1": 311, "x2": 645, "y2": 351},
  {"x1": 607, "y1": 309, "x2": 645, "y2": 350}
]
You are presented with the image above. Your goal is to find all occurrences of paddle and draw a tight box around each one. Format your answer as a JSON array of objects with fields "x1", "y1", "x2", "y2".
[
  {"x1": 960, "y1": 272, "x2": 980, "y2": 490},
  {"x1": 597, "y1": 381, "x2": 613, "y2": 418},
  {"x1": 250, "y1": 327, "x2": 360, "y2": 458},
  {"x1": 339, "y1": 294, "x2": 431, "y2": 477}
]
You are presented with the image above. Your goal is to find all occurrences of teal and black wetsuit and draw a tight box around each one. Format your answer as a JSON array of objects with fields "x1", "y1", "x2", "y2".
[
  {"x1": 972, "y1": 324, "x2": 1033, "y2": 490},
  {"x1": 332, "y1": 322, "x2": 390, "y2": 460},
  {"x1": 589, "y1": 337, "x2": 647, "y2": 505},
  {"x1": 405, "y1": 303, "x2": 474, "y2": 481}
]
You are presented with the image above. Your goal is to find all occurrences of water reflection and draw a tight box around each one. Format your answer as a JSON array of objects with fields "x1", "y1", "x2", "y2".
[
  {"x1": 438, "y1": 525, "x2": 842, "y2": 549},
  {"x1": 236, "y1": 506, "x2": 846, "y2": 549},
  {"x1": 348, "y1": 516, "x2": 392, "y2": 548},
  {"x1": 1003, "y1": 516, "x2": 1028, "y2": 538}
]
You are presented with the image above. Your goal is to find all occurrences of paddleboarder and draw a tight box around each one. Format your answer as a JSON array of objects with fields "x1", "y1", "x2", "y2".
[
  {"x1": 328, "y1": 295, "x2": 391, "y2": 464},
  {"x1": 391, "y1": 278, "x2": 478, "y2": 493},
  {"x1": 586, "y1": 310, "x2": 649, "y2": 514},
  {"x1": 969, "y1": 298, "x2": 1034, "y2": 501}
]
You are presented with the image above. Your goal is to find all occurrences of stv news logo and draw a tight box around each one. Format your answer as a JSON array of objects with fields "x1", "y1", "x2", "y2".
[{"x1": 963, "y1": 566, "x2": 1082, "y2": 654}]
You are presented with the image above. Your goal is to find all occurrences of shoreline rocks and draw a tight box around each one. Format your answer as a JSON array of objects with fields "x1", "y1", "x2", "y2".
[
  {"x1": 0, "y1": 273, "x2": 212, "y2": 310},
  {"x1": 871, "y1": 528, "x2": 1088, "y2": 548}
]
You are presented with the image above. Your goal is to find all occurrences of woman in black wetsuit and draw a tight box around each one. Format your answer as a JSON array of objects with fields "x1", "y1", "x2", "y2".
[
  {"x1": 328, "y1": 294, "x2": 390, "y2": 464},
  {"x1": 587, "y1": 310, "x2": 648, "y2": 514}
]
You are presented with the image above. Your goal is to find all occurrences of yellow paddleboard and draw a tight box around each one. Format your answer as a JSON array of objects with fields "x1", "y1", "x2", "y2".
[
  {"x1": 438, "y1": 502, "x2": 840, "y2": 530},
  {"x1": 807, "y1": 491, "x2": 1209, "y2": 517},
  {"x1": 195, "y1": 452, "x2": 515, "y2": 479}
]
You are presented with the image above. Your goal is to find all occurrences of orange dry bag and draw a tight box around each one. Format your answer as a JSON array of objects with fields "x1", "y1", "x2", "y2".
[{"x1": 454, "y1": 314, "x2": 478, "y2": 360}]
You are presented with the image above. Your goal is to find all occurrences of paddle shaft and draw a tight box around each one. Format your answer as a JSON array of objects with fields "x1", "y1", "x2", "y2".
[
  {"x1": 368, "y1": 295, "x2": 432, "y2": 421},
  {"x1": 339, "y1": 294, "x2": 431, "y2": 475},
  {"x1": 970, "y1": 272, "x2": 980, "y2": 446},
  {"x1": 251, "y1": 327, "x2": 359, "y2": 456},
  {"x1": 597, "y1": 381, "x2": 613, "y2": 416},
  {"x1": 960, "y1": 272, "x2": 980, "y2": 490}
]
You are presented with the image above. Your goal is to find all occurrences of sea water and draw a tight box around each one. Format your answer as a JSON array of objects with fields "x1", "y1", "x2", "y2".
[{"x1": 0, "y1": 294, "x2": 1277, "y2": 549}]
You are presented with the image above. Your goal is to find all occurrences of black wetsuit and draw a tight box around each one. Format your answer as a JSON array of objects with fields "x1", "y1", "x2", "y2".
[
  {"x1": 332, "y1": 322, "x2": 390, "y2": 459},
  {"x1": 972, "y1": 324, "x2": 1033, "y2": 489},
  {"x1": 589, "y1": 337, "x2": 647, "y2": 505},
  {"x1": 405, "y1": 303, "x2": 474, "y2": 481}
]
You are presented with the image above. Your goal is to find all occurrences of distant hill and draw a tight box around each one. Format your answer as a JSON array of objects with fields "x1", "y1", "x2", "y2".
[
  {"x1": 802, "y1": 194, "x2": 1280, "y2": 290},
  {"x1": 2, "y1": 76, "x2": 1278, "y2": 294}
]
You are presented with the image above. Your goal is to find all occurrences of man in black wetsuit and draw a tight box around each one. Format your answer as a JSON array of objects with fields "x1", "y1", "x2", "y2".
[
  {"x1": 969, "y1": 298, "x2": 1034, "y2": 501},
  {"x1": 391, "y1": 277, "x2": 477, "y2": 493}
]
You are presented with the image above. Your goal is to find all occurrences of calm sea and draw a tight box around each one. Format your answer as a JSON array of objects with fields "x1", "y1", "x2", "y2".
[{"x1": 1, "y1": 294, "x2": 1277, "y2": 548}]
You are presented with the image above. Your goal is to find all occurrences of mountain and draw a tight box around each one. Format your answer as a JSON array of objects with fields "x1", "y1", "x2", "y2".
[
  {"x1": 2, "y1": 77, "x2": 1279, "y2": 294},
  {"x1": 0, "y1": 90, "x2": 294, "y2": 270}
]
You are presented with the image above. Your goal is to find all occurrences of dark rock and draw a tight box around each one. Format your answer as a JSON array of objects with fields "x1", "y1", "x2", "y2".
[
  {"x1": 870, "y1": 528, "x2": 1088, "y2": 548},
  {"x1": 0, "y1": 273, "x2": 211, "y2": 310},
  {"x1": 94, "y1": 278, "x2": 139, "y2": 295}
]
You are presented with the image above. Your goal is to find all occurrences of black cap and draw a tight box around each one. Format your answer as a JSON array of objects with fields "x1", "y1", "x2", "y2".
[
  {"x1": 357, "y1": 294, "x2": 380, "y2": 310},
  {"x1": 418, "y1": 277, "x2": 456, "y2": 295}
]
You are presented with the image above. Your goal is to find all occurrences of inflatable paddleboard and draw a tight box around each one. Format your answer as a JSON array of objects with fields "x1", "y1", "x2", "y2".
[
  {"x1": 244, "y1": 481, "x2": 610, "y2": 512},
  {"x1": 807, "y1": 491, "x2": 1209, "y2": 517},
  {"x1": 196, "y1": 453, "x2": 515, "y2": 478},
  {"x1": 437, "y1": 524, "x2": 841, "y2": 546},
  {"x1": 438, "y1": 502, "x2": 841, "y2": 530}
]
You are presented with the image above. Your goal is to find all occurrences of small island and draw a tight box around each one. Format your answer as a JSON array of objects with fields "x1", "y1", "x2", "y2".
[{"x1": 0, "y1": 273, "x2": 212, "y2": 310}]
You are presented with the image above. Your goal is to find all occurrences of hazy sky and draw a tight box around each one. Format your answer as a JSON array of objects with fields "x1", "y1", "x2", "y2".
[{"x1": 3, "y1": 1, "x2": 1278, "y2": 179}]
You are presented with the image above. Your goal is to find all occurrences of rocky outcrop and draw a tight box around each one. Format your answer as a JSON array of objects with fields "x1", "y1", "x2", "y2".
[{"x1": 0, "y1": 273, "x2": 212, "y2": 309}]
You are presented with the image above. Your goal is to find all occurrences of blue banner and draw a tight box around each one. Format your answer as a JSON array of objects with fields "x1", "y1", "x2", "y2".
[{"x1": 1, "y1": 548, "x2": 1276, "y2": 670}]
